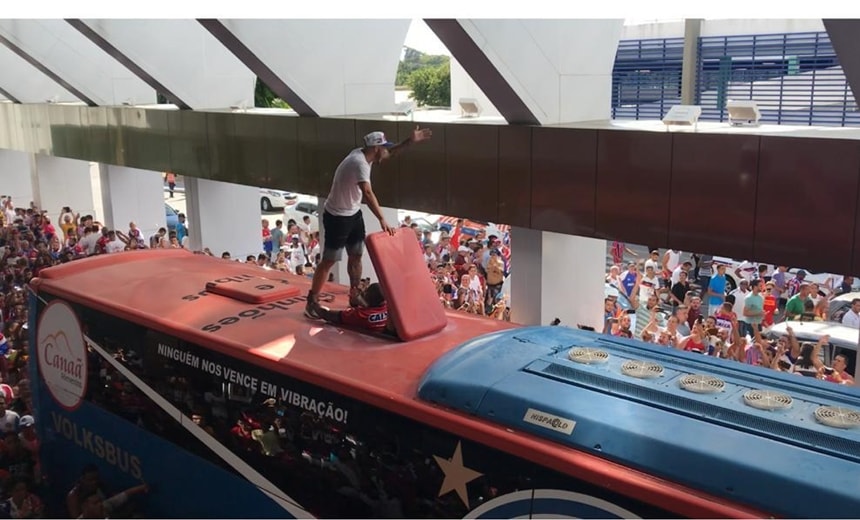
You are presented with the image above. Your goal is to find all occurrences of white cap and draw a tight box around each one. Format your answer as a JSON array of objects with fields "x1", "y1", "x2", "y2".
[{"x1": 364, "y1": 131, "x2": 394, "y2": 148}]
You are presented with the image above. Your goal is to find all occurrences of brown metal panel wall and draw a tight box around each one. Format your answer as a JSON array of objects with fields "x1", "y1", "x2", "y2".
[
  {"x1": 355, "y1": 120, "x2": 400, "y2": 209},
  {"x1": 49, "y1": 104, "x2": 83, "y2": 161},
  {"x1": 3, "y1": 104, "x2": 860, "y2": 275},
  {"x1": 669, "y1": 133, "x2": 759, "y2": 259},
  {"x1": 315, "y1": 119, "x2": 357, "y2": 197},
  {"x1": 596, "y1": 130, "x2": 673, "y2": 248},
  {"x1": 445, "y1": 124, "x2": 499, "y2": 224},
  {"x1": 497, "y1": 126, "x2": 531, "y2": 228},
  {"x1": 294, "y1": 117, "x2": 319, "y2": 196},
  {"x1": 755, "y1": 137, "x2": 860, "y2": 274},
  {"x1": 84, "y1": 107, "x2": 113, "y2": 165},
  {"x1": 166, "y1": 110, "x2": 210, "y2": 179},
  {"x1": 206, "y1": 111, "x2": 242, "y2": 184},
  {"x1": 264, "y1": 116, "x2": 300, "y2": 194},
  {"x1": 396, "y1": 122, "x2": 448, "y2": 214},
  {"x1": 531, "y1": 128, "x2": 597, "y2": 236},
  {"x1": 120, "y1": 108, "x2": 171, "y2": 173},
  {"x1": 232, "y1": 112, "x2": 271, "y2": 189},
  {"x1": 27, "y1": 105, "x2": 55, "y2": 156}
]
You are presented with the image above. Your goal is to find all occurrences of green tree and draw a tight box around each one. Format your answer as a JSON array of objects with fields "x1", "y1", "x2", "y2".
[
  {"x1": 254, "y1": 78, "x2": 291, "y2": 109},
  {"x1": 407, "y1": 62, "x2": 451, "y2": 107},
  {"x1": 396, "y1": 47, "x2": 450, "y2": 87}
]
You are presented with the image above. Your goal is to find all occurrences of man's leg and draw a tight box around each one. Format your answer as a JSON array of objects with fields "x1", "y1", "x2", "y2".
[
  {"x1": 306, "y1": 212, "x2": 348, "y2": 319},
  {"x1": 345, "y1": 211, "x2": 367, "y2": 306}
]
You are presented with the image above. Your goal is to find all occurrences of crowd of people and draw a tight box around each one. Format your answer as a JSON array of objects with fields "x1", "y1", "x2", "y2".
[
  {"x1": 257, "y1": 213, "x2": 513, "y2": 322},
  {"x1": 603, "y1": 246, "x2": 856, "y2": 386},
  {"x1": 0, "y1": 195, "x2": 162, "y2": 518}
]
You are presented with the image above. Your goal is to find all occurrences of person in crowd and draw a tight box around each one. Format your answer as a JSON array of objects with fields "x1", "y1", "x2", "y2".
[
  {"x1": 77, "y1": 483, "x2": 149, "y2": 519},
  {"x1": 824, "y1": 354, "x2": 856, "y2": 385},
  {"x1": 841, "y1": 298, "x2": 860, "y2": 328},
  {"x1": 310, "y1": 283, "x2": 392, "y2": 335},
  {"x1": 304, "y1": 128, "x2": 432, "y2": 320},
  {"x1": 164, "y1": 172, "x2": 176, "y2": 198}
]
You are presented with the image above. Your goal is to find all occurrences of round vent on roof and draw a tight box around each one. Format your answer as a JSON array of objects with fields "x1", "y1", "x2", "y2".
[
  {"x1": 568, "y1": 347, "x2": 610, "y2": 365},
  {"x1": 814, "y1": 405, "x2": 860, "y2": 429},
  {"x1": 743, "y1": 389, "x2": 793, "y2": 411},
  {"x1": 679, "y1": 374, "x2": 726, "y2": 394},
  {"x1": 621, "y1": 359, "x2": 664, "y2": 379}
]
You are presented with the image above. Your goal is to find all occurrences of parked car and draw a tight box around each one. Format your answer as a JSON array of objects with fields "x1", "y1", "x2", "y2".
[
  {"x1": 165, "y1": 203, "x2": 179, "y2": 231},
  {"x1": 829, "y1": 292, "x2": 860, "y2": 323},
  {"x1": 711, "y1": 256, "x2": 858, "y2": 295},
  {"x1": 767, "y1": 320, "x2": 859, "y2": 378},
  {"x1": 260, "y1": 188, "x2": 297, "y2": 212},
  {"x1": 283, "y1": 198, "x2": 319, "y2": 233},
  {"x1": 437, "y1": 216, "x2": 510, "y2": 239}
]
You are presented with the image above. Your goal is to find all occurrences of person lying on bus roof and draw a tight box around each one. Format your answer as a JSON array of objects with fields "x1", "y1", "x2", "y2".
[{"x1": 309, "y1": 283, "x2": 392, "y2": 335}]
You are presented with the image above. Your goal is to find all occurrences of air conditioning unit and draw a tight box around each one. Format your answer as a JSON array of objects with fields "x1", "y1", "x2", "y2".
[
  {"x1": 727, "y1": 99, "x2": 761, "y2": 127},
  {"x1": 662, "y1": 105, "x2": 702, "y2": 129},
  {"x1": 458, "y1": 98, "x2": 481, "y2": 118}
]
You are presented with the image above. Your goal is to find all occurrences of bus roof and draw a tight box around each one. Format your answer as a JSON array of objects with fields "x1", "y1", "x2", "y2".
[
  {"x1": 30, "y1": 250, "x2": 773, "y2": 518},
  {"x1": 31, "y1": 249, "x2": 516, "y2": 404}
]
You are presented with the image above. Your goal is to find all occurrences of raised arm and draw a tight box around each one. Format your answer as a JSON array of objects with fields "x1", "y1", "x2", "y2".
[{"x1": 387, "y1": 125, "x2": 432, "y2": 158}]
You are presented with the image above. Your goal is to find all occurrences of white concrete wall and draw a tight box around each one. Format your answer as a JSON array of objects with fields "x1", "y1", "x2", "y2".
[
  {"x1": 511, "y1": 227, "x2": 605, "y2": 330},
  {"x1": 184, "y1": 177, "x2": 260, "y2": 258},
  {"x1": 79, "y1": 19, "x2": 255, "y2": 109},
  {"x1": 621, "y1": 19, "x2": 826, "y2": 40},
  {"x1": 450, "y1": 56, "x2": 502, "y2": 119},
  {"x1": 0, "y1": 44, "x2": 81, "y2": 103},
  {"x1": 99, "y1": 166, "x2": 165, "y2": 239},
  {"x1": 457, "y1": 19, "x2": 624, "y2": 124},
  {"x1": 0, "y1": 20, "x2": 155, "y2": 106},
  {"x1": 33, "y1": 155, "x2": 100, "y2": 228},
  {"x1": 0, "y1": 150, "x2": 34, "y2": 206},
  {"x1": 217, "y1": 19, "x2": 410, "y2": 116}
]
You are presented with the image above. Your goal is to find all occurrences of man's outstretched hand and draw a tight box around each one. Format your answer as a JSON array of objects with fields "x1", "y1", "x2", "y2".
[{"x1": 411, "y1": 125, "x2": 432, "y2": 143}]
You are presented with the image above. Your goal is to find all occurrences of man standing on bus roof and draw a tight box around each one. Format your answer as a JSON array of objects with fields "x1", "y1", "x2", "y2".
[{"x1": 305, "y1": 126, "x2": 433, "y2": 319}]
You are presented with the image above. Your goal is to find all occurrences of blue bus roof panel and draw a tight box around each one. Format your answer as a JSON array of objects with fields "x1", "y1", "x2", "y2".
[{"x1": 418, "y1": 327, "x2": 860, "y2": 518}]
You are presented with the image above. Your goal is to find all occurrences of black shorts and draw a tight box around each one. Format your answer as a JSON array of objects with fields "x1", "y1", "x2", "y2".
[{"x1": 322, "y1": 210, "x2": 365, "y2": 261}]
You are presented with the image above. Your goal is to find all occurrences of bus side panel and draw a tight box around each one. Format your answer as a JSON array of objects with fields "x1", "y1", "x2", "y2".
[
  {"x1": 35, "y1": 399, "x2": 292, "y2": 518},
  {"x1": 43, "y1": 295, "x2": 679, "y2": 519},
  {"x1": 29, "y1": 293, "x2": 291, "y2": 519}
]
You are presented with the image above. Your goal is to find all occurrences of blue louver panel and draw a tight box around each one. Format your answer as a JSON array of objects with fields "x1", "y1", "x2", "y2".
[
  {"x1": 611, "y1": 31, "x2": 860, "y2": 127},
  {"x1": 611, "y1": 37, "x2": 685, "y2": 120},
  {"x1": 697, "y1": 32, "x2": 858, "y2": 126}
]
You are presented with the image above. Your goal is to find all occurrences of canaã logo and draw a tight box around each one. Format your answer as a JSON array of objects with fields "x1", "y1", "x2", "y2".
[{"x1": 37, "y1": 301, "x2": 88, "y2": 410}]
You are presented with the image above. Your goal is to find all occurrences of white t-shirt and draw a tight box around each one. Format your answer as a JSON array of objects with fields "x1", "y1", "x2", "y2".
[
  {"x1": 730, "y1": 288, "x2": 749, "y2": 321},
  {"x1": 0, "y1": 409, "x2": 19, "y2": 433},
  {"x1": 842, "y1": 309, "x2": 860, "y2": 329},
  {"x1": 105, "y1": 239, "x2": 126, "y2": 254},
  {"x1": 671, "y1": 265, "x2": 686, "y2": 286},
  {"x1": 644, "y1": 259, "x2": 660, "y2": 272},
  {"x1": 639, "y1": 274, "x2": 659, "y2": 304},
  {"x1": 664, "y1": 250, "x2": 681, "y2": 272},
  {"x1": 323, "y1": 148, "x2": 371, "y2": 217},
  {"x1": 80, "y1": 233, "x2": 99, "y2": 255},
  {"x1": 288, "y1": 244, "x2": 307, "y2": 270}
]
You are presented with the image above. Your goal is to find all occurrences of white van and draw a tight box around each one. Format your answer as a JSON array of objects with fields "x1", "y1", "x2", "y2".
[{"x1": 767, "y1": 321, "x2": 859, "y2": 378}]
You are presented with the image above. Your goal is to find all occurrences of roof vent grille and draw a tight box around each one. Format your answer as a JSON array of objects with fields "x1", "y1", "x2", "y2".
[
  {"x1": 568, "y1": 347, "x2": 610, "y2": 365},
  {"x1": 743, "y1": 389, "x2": 793, "y2": 411},
  {"x1": 679, "y1": 374, "x2": 726, "y2": 394},
  {"x1": 814, "y1": 406, "x2": 860, "y2": 429},
  {"x1": 621, "y1": 359, "x2": 665, "y2": 379}
]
